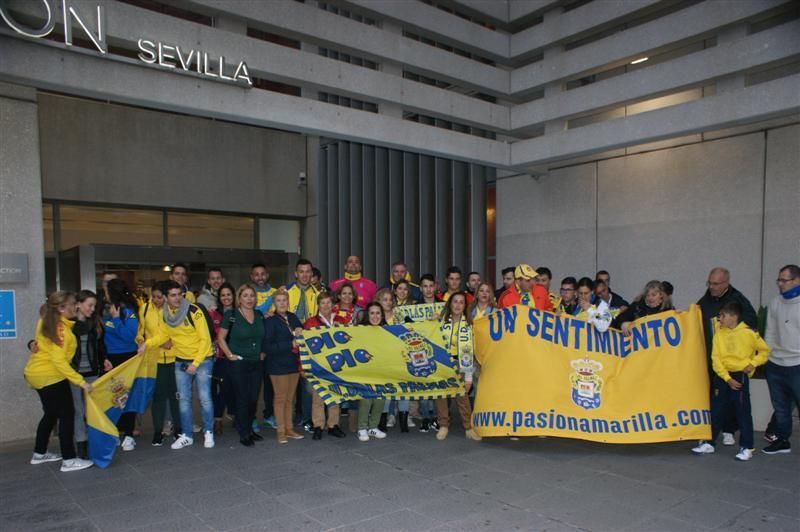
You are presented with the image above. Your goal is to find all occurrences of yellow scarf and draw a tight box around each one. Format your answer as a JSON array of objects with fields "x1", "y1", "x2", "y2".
[{"x1": 344, "y1": 272, "x2": 362, "y2": 281}]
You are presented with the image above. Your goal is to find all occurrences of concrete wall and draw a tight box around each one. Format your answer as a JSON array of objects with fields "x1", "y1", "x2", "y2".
[
  {"x1": 497, "y1": 124, "x2": 800, "y2": 310},
  {"x1": 0, "y1": 87, "x2": 47, "y2": 442},
  {"x1": 38, "y1": 93, "x2": 308, "y2": 218}
]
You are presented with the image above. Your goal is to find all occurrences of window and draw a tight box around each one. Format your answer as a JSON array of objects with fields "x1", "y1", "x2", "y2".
[
  {"x1": 59, "y1": 205, "x2": 163, "y2": 249},
  {"x1": 42, "y1": 202, "x2": 54, "y2": 252},
  {"x1": 167, "y1": 212, "x2": 254, "y2": 249}
]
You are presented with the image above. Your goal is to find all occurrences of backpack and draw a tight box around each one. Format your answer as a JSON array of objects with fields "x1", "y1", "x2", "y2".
[{"x1": 187, "y1": 303, "x2": 217, "y2": 344}]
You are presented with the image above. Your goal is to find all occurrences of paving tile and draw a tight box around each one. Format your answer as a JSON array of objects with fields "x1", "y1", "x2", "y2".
[
  {"x1": 443, "y1": 506, "x2": 575, "y2": 531},
  {"x1": 0, "y1": 486, "x2": 72, "y2": 515},
  {"x1": 127, "y1": 515, "x2": 213, "y2": 531},
  {"x1": 625, "y1": 515, "x2": 709, "y2": 531},
  {"x1": 410, "y1": 490, "x2": 507, "y2": 523},
  {"x1": 697, "y1": 477, "x2": 787, "y2": 507},
  {"x1": 194, "y1": 498, "x2": 296, "y2": 531},
  {"x1": 305, "y1": 494, "x2": 401, "y2": 529},
  {"x1": 91, "y1": 501, "x2": 193, "y2": 531},
  {"x1": 177, "y1": 484, "x2": 273, "y2": 514},
  {"x1": 77, "y1": 485, "x2": 172, "y2": 516},
  {"x1": 372, "y1": 478, "x2": 461, "y2": 506},
  {"x1": 34, "y1": 518, "x2": 101, "y2": 532},
  {"x1": 277, "y1": 481, "x2": 368, "y2": 512},
  {"x1": 541, "y1": 496, "x2": 653, "y2": 531},
  {"x1": 664, "y1": 496, "x2": 749, "y2": 529},
  {"x1": 731, "y1": 463, "x2": 800, "y2": 493},
  {"x1": 750, "y1": 490, "x2": 800, "y2": 520},
  {"x1": 0, "y1": 502, "x2": 88, "y2": 531},
  {"x1": 715, "y1": 509, "x2": 800, "y2": 532},
  {"x1": 254, "y1": 473, "x2": 343, "y2": 498},
  {"x1": 232, "y1": 511, "x2": 327, "y2": 531},
  {"x1": 332, "y1": 508, "x2": 441, "y2": 532}
]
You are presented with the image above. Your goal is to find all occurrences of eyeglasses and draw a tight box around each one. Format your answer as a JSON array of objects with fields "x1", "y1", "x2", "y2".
[{"x1": 776, "y1": 277, "x2": 796, "y2": 284}]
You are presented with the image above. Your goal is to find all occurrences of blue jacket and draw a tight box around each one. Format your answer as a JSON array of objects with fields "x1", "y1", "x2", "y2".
[
  {"x1": 103, "y1": 306, "x2": 139, "y2": 355},
  {"x1": 262, "y1": 312, "x2": 303, "y2": 375}
]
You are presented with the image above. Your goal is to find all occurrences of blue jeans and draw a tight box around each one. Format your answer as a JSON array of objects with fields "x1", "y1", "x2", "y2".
[
  {"x1": 710, "y1": 374, "x2": 753, "y2": 449},
  {"x1": 382, "y1": 399, "x2": 409, "y2": 414},
  {"x1": 417, "y1": 399, "x2": 434, "y2": 418},
  {"x1": 765, "y1": 361, "x2": 800, "y2": 441},
  {"x1": 175, "y1": 358, "x2": 214, "y2": 436}
]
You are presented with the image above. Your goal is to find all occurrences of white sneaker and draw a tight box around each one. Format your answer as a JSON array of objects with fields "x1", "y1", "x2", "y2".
[
  {"x1": 357, "y1": 429, "x2": 369, "y2": 442},
  {"x1": 204, "y1": 431, "x2": 215, "y2": 449},
  {"x1": 692, "y1": 442, "x2": 715, "y2": 455},
  {"x1": 386, "y1": 414, "x2": 396, "y2": 428},
  {"x1": 121, "y1": 436, "x2": 136, "y2": 452},
  {"x1": 722, "y1": 432, "x2": 736, "y2": 446},
  {"x1": 60, "y1": 458, "x2": 93, "y2": 472},
  {"x1": 735, "y1": 447, "x2": 753, "y2": 461},
  {"x1": 30, "y1": 452, "x2": 62, "y2": 465},
  {"x1": 407, "y1": 417, "x2": 416, "y2": 428},
  {"x1": 171, "y1": 434, "x2": 193, "y2": 450},
  {"x1": 368, "y1": 428, "x2": 387, "y2": 439}
]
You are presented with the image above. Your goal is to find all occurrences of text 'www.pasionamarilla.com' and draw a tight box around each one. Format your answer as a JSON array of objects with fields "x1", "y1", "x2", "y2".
[{"x1": 472, "y1": 409, "x2": 711, "y2": 434}]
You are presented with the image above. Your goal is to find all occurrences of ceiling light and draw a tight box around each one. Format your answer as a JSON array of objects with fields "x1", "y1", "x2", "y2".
[{"x1": 631, "y1": 57, "x2": 649, "y2": 65}]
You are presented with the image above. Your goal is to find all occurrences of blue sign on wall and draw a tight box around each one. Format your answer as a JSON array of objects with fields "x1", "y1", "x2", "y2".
[{"x1": 0, "y1": 290, "x2": 17, "y2": 339}]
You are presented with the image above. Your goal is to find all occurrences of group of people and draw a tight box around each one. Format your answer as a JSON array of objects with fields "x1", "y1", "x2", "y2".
[{"x1": 22, "y1": 254, "x2": 800, "y2": 472}]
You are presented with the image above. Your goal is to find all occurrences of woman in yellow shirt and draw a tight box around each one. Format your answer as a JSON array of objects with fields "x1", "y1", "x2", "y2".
[{"x1": 24, "y1": 291, "x2": 94, "y2": 472}]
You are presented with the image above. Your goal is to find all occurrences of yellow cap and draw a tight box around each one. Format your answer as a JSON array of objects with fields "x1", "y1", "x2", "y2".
[{"x1": 515, "y1": 264, "x2": 539, "y2": 280}]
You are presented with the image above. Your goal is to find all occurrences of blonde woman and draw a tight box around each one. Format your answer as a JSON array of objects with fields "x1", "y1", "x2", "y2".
[
  {"x1": 468, "y1": 282, "x2": 497, "y2": 320},
  {"x1": 262, "y1": 289, "x2": 304, "y2": 444},
  {"x1": 218, "y1": 284, "x2": 266, "y2": 447},
  {"x1": 24, "y1": 291, "x2": 94, "y2": 472}
]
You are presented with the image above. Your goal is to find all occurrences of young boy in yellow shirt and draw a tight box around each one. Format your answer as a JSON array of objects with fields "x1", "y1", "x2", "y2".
[{"x1": 692, "y1": 301, "x2": 770, "y2": 460}]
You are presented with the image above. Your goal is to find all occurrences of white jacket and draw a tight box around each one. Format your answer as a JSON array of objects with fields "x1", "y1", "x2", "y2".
[{"x1": 765, "y1": 293, "x2": 800, "y2": 367}]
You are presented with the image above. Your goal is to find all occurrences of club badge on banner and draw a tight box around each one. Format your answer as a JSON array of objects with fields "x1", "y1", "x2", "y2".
[
  {"x1": 85, "y1": 354, "x2": 156, "y2": 468},
  {"x1": 472, "y1": 305, "x2": 711, "y2": 443},
  {"x1": 299, "y1": 321, "x2": 465, "y2": 405}
]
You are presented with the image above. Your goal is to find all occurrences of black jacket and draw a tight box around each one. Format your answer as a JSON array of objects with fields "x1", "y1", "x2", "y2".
[
  {"x1": 262, "y1": 312, "x2": 303, "y2": 375},
  {"x1": 696, "y1": 285, "x2": 757, "y2": 358},
  {"x1": 71, "y1": 318, "x2": 105, "y2": 377},
  {"x1": 612, "y1": 300, "x2": 673, "y2": 329}
]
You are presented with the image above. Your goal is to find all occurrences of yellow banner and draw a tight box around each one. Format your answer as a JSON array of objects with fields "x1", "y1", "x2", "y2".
[
  {"x1": 394, "y1": 302, "x2": 445, "y2": 323},
  {"x1": 299, "y1": 322, "x2": 464, "y2": 404},
  {"x1": 472, "y1": 305, "x2": 711, "y2": 443}
]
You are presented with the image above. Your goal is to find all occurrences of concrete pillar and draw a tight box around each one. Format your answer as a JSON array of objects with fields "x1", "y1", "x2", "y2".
[{"x1": 0, "y1": 83, "x2": 46, "y2": 443}]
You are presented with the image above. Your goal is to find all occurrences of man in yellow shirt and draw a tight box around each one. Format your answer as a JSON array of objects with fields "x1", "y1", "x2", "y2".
[{"x1": 138, "y1": 281, "x2": 213, "y2": 450}]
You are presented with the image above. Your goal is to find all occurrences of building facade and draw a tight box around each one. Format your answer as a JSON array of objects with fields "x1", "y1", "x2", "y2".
[{"x1": 1, "y1": 0, "x2": 798, "y2": 441}]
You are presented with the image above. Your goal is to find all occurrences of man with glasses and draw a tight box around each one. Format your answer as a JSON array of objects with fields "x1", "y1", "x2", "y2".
[
  {"x1": 697, "y1": 267, "x2": 758, "y2": 446},
  {"x1": 762, "y1": 265, "x2": 800, "y2": 455},
  {"x1": 556, "y1": 277, "x2": 579, "y2": 315}
]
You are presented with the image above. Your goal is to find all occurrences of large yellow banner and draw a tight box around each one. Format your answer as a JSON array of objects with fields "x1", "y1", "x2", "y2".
[
  {"x1": 300, "y1": 322, "x2": 464, "y2": 405},
  {"x1": 472, "y1": 305, "x2": 711, "y2": 443}
]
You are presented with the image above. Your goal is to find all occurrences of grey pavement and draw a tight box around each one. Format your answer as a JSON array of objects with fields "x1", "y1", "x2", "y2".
[{"x1": 1, "y1": 420, "x2": 798, "y2": 532}]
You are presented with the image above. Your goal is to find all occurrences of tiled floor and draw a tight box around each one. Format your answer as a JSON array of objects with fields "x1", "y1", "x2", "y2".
[{"x1": 1, "y1": 420, "x2": 797, "y2": 531}]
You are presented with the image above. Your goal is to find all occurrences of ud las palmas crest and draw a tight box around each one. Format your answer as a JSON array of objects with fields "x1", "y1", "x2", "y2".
[
  {"x1": 108, "y1": 377, "x2": 130, "y2": 410},
  {"x1": 569, "y1": 358, "x2": 603, "y2": 410},
  {"x1": 400, "y1": 329, "x2": 437, "y2": 378}
]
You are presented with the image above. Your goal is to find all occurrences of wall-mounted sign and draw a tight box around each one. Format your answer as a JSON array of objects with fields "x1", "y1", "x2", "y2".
[
  {"x1": 0, "y1": 253, "x2": 28, "y2": 284},
  {"x1": 0, "y1": 290, "x2": 17, "y2": 339},
  {"x1": 0, "y1": 0, "x2": 252, "y2": 87}
]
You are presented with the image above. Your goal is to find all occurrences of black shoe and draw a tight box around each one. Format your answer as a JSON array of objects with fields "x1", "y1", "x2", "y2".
[
  {"x1": 303, "y1": 421, "x2": 314, "y2": 433},
  {"x1": 328, "y1": 425, "x2": 346, "y2": 438},
  {"x1": 312, "y1": 427, "x2": 323, "y2": 440},
  {"x1": 419, "y1": 418, "x2": 430, "y2": 433},
  {"x1": 378, "y1": 413, "x2": 388, "y2": 433},
  {"x1": 762, "y1": 440, "x2": 791, "y2": 455},
  {"x1": 399, "y1": 412, "x2": 409, "y2": 433},
  {"x1": 249, "y1": 432, "x2": 263, "y2": 442},
  {"x1": 151, "y1": 434, "x2": 163, "y2": 447},
  {"x1": 240, "y1": 437, "x2": 254, "y2": 447},
  {"x1": 430, "y1": 419, "x2": 440, "y2": 432}
]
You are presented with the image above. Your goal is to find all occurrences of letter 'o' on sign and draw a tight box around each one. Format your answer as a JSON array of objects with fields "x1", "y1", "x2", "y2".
[{"x1": 0, "y1": 0, "x2": 56, "y2": 38}]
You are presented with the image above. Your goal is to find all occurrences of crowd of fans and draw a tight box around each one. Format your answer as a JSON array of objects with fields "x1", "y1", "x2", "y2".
[{"x1": 23, "y1": 256, "x2": 800, "y2": 472}]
